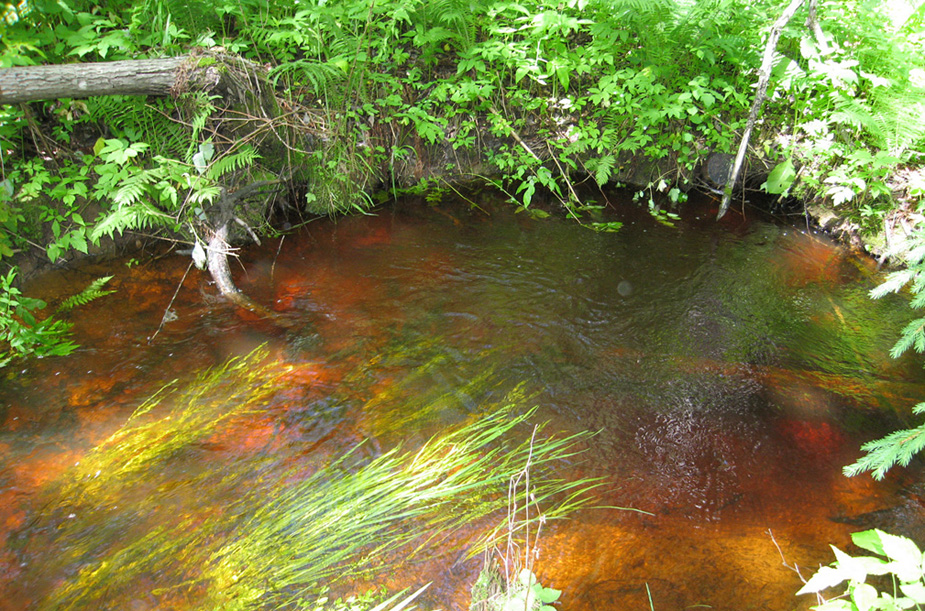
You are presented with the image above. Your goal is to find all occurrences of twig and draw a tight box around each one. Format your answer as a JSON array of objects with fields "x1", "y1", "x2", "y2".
[
  {"x1": 270, "y1": 234, "x2": 285, "y2": 283},
  {"x1": 545, "y1": 141, "x2": 583, "y2": 220},
  {"x1": 234, "y1": 216, "x2": 262, "y2": 245},
  {"x1": 149, "y1": 258, "x2": 194, "y2": 343},
  {"x1": 768, "y1": 529, "x2": 824, "y2": 605}
]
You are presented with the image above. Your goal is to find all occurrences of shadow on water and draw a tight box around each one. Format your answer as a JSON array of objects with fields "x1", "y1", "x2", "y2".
[{"x1": 0, "y1": 189, "x2": 923, "y2": 610}]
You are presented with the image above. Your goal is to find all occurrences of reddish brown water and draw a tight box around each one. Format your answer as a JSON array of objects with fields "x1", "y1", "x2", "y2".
[{"x1": 1, "y1": 190, "x2": 923, "y2": 610}]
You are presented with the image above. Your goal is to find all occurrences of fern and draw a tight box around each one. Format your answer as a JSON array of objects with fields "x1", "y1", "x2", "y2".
[
  {"x1": 184, "y1": 93, "x2": 218, "y2": 159},
  {"x1": 146, "y1": 0, "x2": 221, "y2": 33},
  {"x1": 414, "y1": 0, "x2": 480, "y2": 51},
  {"x1": 91, "y1": 202, "x2": 176, "y2": 241},
  {"x1": 56, "y1": 276, "x2": 115, "y2": 313},
  {"x1": 205, "y1": 146, "x2": 260, "y2": 182},
  {"x1": 585, "y1": 154, "x2": 616, "y2": 186},
  {"x1": 114, "y1": 169, "x2": 158, "y2": 207},
  {"x1": 830, "y1": 91, "x2": 875, "y2": 131},
  {"x1": 869, "y1": 85, "x2": 925, "y2": 153},
  {"x1": 269, "y1": 60, "x2": 346, "y2": 98},
  {"x1": 84, "y1": 96, "x2": 190, "y2": 158}
]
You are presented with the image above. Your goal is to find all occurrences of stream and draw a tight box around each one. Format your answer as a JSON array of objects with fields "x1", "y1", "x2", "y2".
[{"x1": 1, "y1": 188, "x2": 923, "y2": 610}]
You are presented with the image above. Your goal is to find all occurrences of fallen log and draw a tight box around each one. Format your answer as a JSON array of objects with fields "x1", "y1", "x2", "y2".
[{"x1": 0, "y1": 57, "x2": 187, "y2": 104}]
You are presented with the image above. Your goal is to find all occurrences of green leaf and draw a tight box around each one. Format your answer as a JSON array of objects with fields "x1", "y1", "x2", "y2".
[
  {"x1": 851, "y1": 582, "x2": 878, "y2": 611},
  {"x1": 192, "y1": 151, "x2": 209, "y2": 174},
  {"x1": 69, "y1": 231, "x2": 88, "y2": 254},
  {"x1": 813, "y1": 601, "x2": 857, "y2": 610},
  {"x1": 797, "y1": 566, "x2": 848, "y2": 595},
  {"x1": 0, "y1": 178, "x2": 13, "y2": 199},
  {"x1": 536, "y1": 586, "x2": 561, "y2": 604},
  {"x1": 518, "y1": 569, "x2": 537, "y2": 588},
  {"x1": 503, "y1": 598, "x2": 524, "y2": 611},
  {"x1": 900, "y1": 581, "x2": 925, "y2": 604},
  {"x1": 853, "y1": 530, "x2": 887, "y2": 557},
  {"x1": 762, "y1": 159, "x2": 796, "y2": 195},
  {"x1": 832, "y1": 546, "x2": 889, "y2": 582},
  {"x1": 879, "y1": 532, "x2": 923, "y2": 581}
]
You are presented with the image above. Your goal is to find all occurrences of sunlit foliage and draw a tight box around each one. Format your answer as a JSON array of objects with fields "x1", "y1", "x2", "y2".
[{"x1": 0, "y1": 0, "x2": 922, "y2": 364}]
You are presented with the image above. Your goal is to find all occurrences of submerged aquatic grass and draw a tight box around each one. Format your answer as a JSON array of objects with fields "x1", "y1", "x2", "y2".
[
  {"x1": 60, "y1": 346, "x2": 288, "y2": 502},
  {"x1": 21, "y1": 348, "x2": 598, "y2": 611},
  {"x1": 206, "y1": 407, "x2": 596, "y2": 609}
]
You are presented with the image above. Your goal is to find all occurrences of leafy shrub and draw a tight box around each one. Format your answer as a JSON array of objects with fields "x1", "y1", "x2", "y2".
[{"x1": 798, "y1": 529, "x2": 925, "y2": 611}]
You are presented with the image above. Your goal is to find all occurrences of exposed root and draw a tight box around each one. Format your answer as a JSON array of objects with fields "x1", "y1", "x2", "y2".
[{"x1": 205, "y1": 221, "x2": 297, "y2": 328}]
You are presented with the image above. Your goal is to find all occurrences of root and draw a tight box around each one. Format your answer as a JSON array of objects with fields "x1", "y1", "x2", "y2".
[{"x1": 206, "y1": 222, "x2": 297, "y2": 328}]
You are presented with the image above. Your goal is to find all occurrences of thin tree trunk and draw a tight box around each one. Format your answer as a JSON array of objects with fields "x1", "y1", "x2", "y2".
[{"x1": 717, "y1": 0, "x2": 806, "y2": 219}]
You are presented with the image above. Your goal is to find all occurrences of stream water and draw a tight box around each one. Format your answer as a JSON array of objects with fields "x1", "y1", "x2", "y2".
[{"x1": 1, "y1": 189, "x2": 924, "y2": 611}]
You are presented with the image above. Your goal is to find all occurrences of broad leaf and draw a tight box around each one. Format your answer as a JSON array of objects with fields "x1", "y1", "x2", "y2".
[
  {"x1": 852, "y1": 530, "x2": 886, "y2": 556},
  {"x1": 850, "y1": 582, "x2": 878, "y2": 611},
  {"x1": 879, "y1": 530, "x2": 923, "y2": 572},
  {"x1": 762, "y1": 159, "x2": 796, "y2": 195},
  {"x1": 797, "y1": 566, "x2": 847, "y2": 595},
  {"x1": 900, "y1": 581, "x2": 925, "y2": 604}
]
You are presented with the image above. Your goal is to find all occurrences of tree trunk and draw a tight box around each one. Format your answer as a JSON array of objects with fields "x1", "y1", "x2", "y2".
[
  {"x1": 717, "y1": 0, "x2": 806, "y2": 219},
  {"x1": 0, "y1": 52, "x2": 273, "y2": 112},
  {"x1": 0, "y1": 57, "x2": 188, "y2": 104},
  {"x1": 205, "y1": 221, "x2": 295, "y2": 325}
]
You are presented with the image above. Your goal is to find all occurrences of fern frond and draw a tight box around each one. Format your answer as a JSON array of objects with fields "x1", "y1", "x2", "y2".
[
  {"x1": 114, "y1": 170, "x2": 158, "y2": 207},
  {"x1": 182, "y1": 92, "x2": 217, "y2": 154},
  {"x1": 414, "y1": 0, "x2": 479, "y2": 49},
  {"x1": 205, "y1": 146, "x2": 260, "y2": 181},
  {"x1": 585, "y1": 154, "x2": 616, "y2": 186},
  {"x1": 57, "y1": 276, "x2": 115, "y2": 313},
  {"x1": 270, "y1": 60, "x2": 346, "y2": 97},
  {"x1": 869, "y1": 85, "x2": 925, "y2": 153},
  {"x1": 830, "y1": 92, "x2": 875, "y2": 131},
  {"x1": 84, "y1": 96, "x2": 190, "y2": 158},
  {"x1": 155, "y1": 0, "x2": 221, "y2": 32},
  {"x1": 91, "y1": 203, "x2": 175, "y2": 241}
]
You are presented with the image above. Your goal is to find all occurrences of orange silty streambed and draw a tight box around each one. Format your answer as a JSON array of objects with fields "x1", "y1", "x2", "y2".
[{"x1": 0, "y1": 190, "x2": 923, "y2": 611}]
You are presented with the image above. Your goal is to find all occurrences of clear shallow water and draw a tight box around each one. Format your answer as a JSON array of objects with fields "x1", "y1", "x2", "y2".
[{"x1": 1, "y1": 189, "x2": 923, "y2": 610}]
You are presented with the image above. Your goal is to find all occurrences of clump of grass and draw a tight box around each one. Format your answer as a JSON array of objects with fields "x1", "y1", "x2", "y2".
[
  {"x1": 22, "y1": 348, "x2": 597, "y2": 611},
  {"x1": 471, "y1": 426, "x2": 565, "y2": 611},
  {"x1": 202, "y1": 406, "x2": 596, "y2": 609}
]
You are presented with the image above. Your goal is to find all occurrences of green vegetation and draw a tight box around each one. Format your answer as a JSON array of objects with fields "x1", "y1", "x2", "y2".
[
  {"x1": 0, "y1": 270, "x2": 111, "y2": 365},
  {"x1": 22, "y1": 347, "x2": 598, "y2": 610},
  {"x1": 1, "y1": 0, "x2": 923, "y2": 361},
  {"x1": 470, "y1": 426, "x2": 569, "y2": 611},
  {"x1": 845, "y1": 229, "x2": 925, "y2": 479},
  {"x1": 797, "y1": 529, "x2": 925, "y2": 610},
  {"x1": 5, "y1": 0, "x2": 925, "y2": 607}
]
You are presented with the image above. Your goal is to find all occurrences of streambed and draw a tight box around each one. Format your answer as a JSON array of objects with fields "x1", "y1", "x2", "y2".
[{"x1": 1, "y1": 189, "x2": 923, "y2": 610}]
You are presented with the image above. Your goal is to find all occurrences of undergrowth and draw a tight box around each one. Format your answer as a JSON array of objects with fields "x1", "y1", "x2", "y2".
[{"x1": 1, "y1": 0, "x2": 922, "y2": 361}]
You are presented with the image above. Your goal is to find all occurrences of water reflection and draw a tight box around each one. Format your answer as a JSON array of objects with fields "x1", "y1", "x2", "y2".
[{"x1": 0, "y1": 190, "x2": 922, "y2": 610}]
